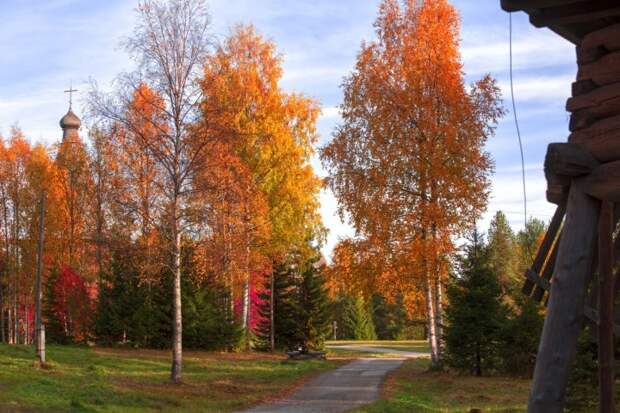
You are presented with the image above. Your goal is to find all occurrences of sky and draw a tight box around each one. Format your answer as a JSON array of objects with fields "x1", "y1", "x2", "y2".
[{"x1": 0, "y1": 0, "x2": 576, "y2": 259}]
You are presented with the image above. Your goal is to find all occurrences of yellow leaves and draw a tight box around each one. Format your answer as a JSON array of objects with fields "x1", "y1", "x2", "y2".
[{"x1": 199, "y1": 24, "x2": 323, "y2": 259}]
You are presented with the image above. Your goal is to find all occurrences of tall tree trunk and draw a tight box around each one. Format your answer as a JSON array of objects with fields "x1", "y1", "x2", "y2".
[
  {"x1": 270, "y1": 270, "x2": 275, "y2": 352},
  {"x1": 170, "y1": 206, "x2": 183, "y2": 383},
  {"x1": 242, "y1": 231, "x2": 251, "y2": 341},
  {"x1": 425, "y1": 265, "x2": 439, "y2": 368},
  {"x1": 434, "y1": 267, "x2": 444, "y2": 358},
  {"x1": 34, "y1": 192, "x2": 45, "y2": 364}
]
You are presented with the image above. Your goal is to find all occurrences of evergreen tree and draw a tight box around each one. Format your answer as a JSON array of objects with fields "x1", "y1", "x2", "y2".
[
  {"x1": 516, "y1": 218, "x2": 546, "y2": 273},
  {"x1": 94, "y1": 246, "x2": 172, "y2": 348},
  {"x1": 255, "y1": 260, "x2": 301, "y2": 351},
  {"x1": 444, "y1": 230, "x2": 508, "y2": 376},
  {"x1": 372, "y1": 294, "x2": 407, "y2": 340},
  {"x1": 343, "y1": 295, "x2": 377, "y2": 340},
  {"x1": 182, "y1": 281, "x2": 241, "y2": 351},
  {"x1": 499, "y1": 293, "x2": 544, "y2": 376},
  {"x1": 297, "y1": 260, "x2": 331, "y2": 351},
  {"x1": 95, "y1": 247, "x2": 145, "y2": 345},
  {"x1": 488, "y1": 211, "x2": 518, "y2": 291}
]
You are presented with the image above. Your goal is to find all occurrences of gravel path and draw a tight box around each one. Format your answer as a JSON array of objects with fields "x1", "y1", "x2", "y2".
[{"x1": 238, "y1": 358, "x2": 405, "y2": 413}]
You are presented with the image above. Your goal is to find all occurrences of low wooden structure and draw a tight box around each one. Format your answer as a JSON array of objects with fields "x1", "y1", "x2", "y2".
[{"x1": 501, "y1": 2, "x2": 620, "y2": 412}]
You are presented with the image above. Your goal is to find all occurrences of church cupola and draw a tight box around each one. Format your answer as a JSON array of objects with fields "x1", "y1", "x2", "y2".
[{"x1": 60, "y1": 84, "x2": 81, "y2": 142}]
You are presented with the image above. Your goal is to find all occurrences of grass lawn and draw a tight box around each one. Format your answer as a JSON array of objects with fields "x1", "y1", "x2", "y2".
[
  {"x1": 352, "y1": 359, "x2": 530, "y2": 413},
  {"x1": 326, "y1": 340, "x2": 431, "y2": 353},
  {"x1": 0, "y1": 344, "x2": 344, "y2": 413}
]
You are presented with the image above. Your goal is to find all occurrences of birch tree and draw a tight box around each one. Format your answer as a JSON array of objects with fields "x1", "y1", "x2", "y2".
[
  {"x1": 90, "y1": 0, "x2": 211, "y2": 382},
  {"x1": 320, "y1": 0, "x2": 503, "y2": 368}
]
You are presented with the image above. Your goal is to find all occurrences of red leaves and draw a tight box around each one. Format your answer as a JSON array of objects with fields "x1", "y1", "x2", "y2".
[{"x1": 50, "y1": 266, "x2": 95, "y2": 342}]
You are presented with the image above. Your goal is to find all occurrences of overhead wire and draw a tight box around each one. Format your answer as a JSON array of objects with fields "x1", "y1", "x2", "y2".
[{"x1": 509, "y1": 12, "x2": 528, "y2": 227}]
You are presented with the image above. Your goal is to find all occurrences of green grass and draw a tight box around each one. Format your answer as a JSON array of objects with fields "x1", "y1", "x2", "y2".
[
  {"x1": 351, "y1": 359, "x2": 530, "y2": 413},
  {"x1": 0, "y1": 344, "x2": 343, "y2": 413}
]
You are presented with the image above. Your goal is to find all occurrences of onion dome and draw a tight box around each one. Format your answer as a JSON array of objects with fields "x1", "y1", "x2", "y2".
[{"x1": 59, "y1": 109, "x2": 81, "y2": 130}]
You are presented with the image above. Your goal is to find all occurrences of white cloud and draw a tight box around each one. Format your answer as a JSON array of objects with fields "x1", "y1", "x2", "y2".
[{"x1": 498, "y1": 74, "x2": 574, "y2": 103}]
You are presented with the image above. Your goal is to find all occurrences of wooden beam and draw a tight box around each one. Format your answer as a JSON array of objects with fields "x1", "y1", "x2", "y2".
[
  {"x1": 500, "y1": 0, "x2": 584, "y2": 13},
  {"x1": 530, "y1": 3, "x2": 620, "y2": 28},
  {"x1": 544, "y1": 142, "x2": 600, "y2": 177},
  {"x1": 582, "y1": 23, "x2": 620, "y2": 54},
  {"x1": 528, "y1": 182, "x2": 599, "y2": 413},
  {"x1": 533, "y1": 235, "x2": 561, "y2": 302},
  {"x1": 523, "y1": 204, "x2": 566, "y2": 296},
  {"x1": 578, "y1": 51, "x2": 620, "y2": 86},
  {"x1": 566, "y1": 82, "x2": 620, "y2": 113},
  {"x1": 598, "y1": 201, "x2": 615, "y2": 413},
  {"x1": 569, "y1": 114, "x2": 620, "y2": 163},
  {"x1": 526, "y1": 268, "x2": 552, "y2": 293},
  {"x1": 582, "y1": 160, "x2": 620, "y2": 201}
]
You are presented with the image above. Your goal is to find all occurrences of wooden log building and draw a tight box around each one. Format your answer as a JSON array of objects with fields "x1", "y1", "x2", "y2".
[{"x1": 501, "y1": 2, "x2": 620, "y2": 413}]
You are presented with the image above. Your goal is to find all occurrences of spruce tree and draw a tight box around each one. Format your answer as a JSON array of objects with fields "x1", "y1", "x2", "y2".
[
  {"x1": 488, "y1": 211, "x2": 518, "y2": 291},
  {"x1": 255, "y1": 260, "x2": 300, "y2": 351},
  {"x1": 297, "y1": 260, "x2": 331, "y2": 351},
  {"x1": 343, "y1": 295, "x2": 377, "y2": 340},
  {"x1": 372, "y1": 294, "x2": 407, "y2": 340},
  {"x1": 444, "y1": 230, "x2": 508, "y2": 376}
]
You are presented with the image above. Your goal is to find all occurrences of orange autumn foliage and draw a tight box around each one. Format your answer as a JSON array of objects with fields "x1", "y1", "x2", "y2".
[{"x1": 321, "y1": 0, "x2": 504, "y2": 363}]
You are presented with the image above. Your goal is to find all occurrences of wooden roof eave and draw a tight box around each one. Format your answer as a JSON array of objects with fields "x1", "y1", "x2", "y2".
[{"x1": 501, "y1": 0, "x2": 620, "y2": 45}]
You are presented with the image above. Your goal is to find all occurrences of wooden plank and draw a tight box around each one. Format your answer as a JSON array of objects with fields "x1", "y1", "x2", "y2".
[
  {"x1": 582, "y1": 160, "x2": 620, "y2": 201},
  {"x1": 523, "y1": 204, "x2": 566, "y2": 296},
  {"x1": 598, "y1": 201, "x2": 615, "y2": 413},
  {"x1": 527, "y1": 181, "x2": 599, "y2": 413},
  {"x1": 533, "y1": 235, "x2": 561, "y2": 302}
]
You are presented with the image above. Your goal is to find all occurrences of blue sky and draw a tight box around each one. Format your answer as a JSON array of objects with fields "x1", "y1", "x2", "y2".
[{"x1": 0, "y1": 0, "x2": 576, "y2": 258}]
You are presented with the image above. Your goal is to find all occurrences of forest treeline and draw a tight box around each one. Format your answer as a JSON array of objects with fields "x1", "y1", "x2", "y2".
[
  {"x1": 0, "y1": 11, "x2": 327, "y2": 367},
  {"x1": 1, "y1": 0, "x2": 545, "y2": 384}
]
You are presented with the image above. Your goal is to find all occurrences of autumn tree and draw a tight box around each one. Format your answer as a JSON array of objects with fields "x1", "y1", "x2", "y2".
[
  {"x1": 90, "y1": 0, "x2": 212, "y2": 382},
  {"x1": 320, "y1": 0, "x2": 504, "y2": 367},
  {"x1": 198, "y1": 25, "x2": 323, "y2": 341}
]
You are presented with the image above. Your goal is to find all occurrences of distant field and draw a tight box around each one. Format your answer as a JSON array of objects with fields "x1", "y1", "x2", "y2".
[
  {"x1": 352, "y1": 358, "x2": 530, "y2": 413},
  {"x1": 0, "y1": 344, "x2": 343, "y2": 413}
]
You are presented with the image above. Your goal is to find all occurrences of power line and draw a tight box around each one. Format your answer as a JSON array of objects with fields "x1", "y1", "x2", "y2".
[{"x1": 509, "y1": 12, "x2": 528, "y2": 227}]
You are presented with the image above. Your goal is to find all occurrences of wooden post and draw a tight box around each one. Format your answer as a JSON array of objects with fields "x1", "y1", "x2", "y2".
[
  {"x1": 34, "y1": 191, "x2": 46, "y2": 365},
  {"x1": 598, "y1": 200, "x2": 614, "y2": 413},
  {"x1": 528, "y1": 182, "x2": 600, "y2": 413}
]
